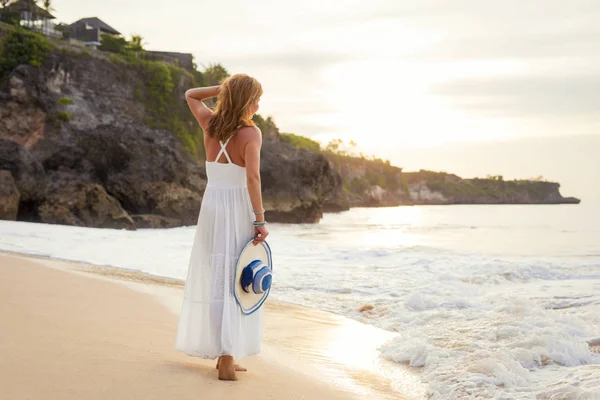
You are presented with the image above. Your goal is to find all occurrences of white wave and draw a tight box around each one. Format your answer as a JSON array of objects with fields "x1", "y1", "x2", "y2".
[{"x1": 1, "y1": 204, "x2": 599, "y2": 399}]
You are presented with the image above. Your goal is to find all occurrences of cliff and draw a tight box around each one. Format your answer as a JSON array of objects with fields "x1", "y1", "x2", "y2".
[
  {"x1": 280, "y1": 136, "x2": 580, "y2": 209},
  {"x1": 0, "y1": 27, "x2": 338, "y2": 229},
  {"x1": 321, "y1": 160, "x2": 580, "y2": 209},
  {"x1": 0, "y1": 27, "x2": 579, "y2": 230},
  {"x1": 403, "y1": 170, "x2": 580, "y2": 205}
]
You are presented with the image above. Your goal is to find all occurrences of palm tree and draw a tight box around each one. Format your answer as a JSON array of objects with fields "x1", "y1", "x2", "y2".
[{"x1": 128, "y1": 34, "x2": 145, "y2": 52}]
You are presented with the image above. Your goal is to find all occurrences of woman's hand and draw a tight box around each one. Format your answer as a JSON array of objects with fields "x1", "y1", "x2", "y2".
[{"x1": 253, "y1": 225, "x2": 269, "y2": 245}]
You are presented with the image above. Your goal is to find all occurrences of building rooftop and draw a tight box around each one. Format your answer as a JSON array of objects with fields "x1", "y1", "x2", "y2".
[
  {"x1": 6, "y1": 0, "x2": 55, "y2": 19},
  {"x1": 69, "y1": 17, "x2": 120, "y2": 35}
]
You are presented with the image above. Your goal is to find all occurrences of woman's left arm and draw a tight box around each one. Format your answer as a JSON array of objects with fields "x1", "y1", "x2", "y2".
[{"x1": 185, "y1": 85, "x2": 220, "y2": 126}]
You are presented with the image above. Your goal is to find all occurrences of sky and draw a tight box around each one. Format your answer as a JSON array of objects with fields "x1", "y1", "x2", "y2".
[{"x1": 52, "y1": 0, "x2": 599, "y2": 202}]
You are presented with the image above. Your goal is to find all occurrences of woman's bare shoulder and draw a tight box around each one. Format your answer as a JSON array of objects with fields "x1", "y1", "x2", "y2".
[{"x1": 237, "y1": 125, "x2": 262, "y2": 142}]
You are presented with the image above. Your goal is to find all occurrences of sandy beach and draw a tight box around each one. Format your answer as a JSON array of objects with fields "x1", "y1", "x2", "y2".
[{"x1": 0, "y1": 252, "x2": 407, "y2": 400}]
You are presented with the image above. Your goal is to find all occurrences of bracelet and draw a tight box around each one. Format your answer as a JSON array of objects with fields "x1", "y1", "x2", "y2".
[
  {"x1": 253, "y1": 209, "x2": 265, "y2": 215},
  {"x1": 253, "y1": 221, "x2": 266, "y2": 227}
]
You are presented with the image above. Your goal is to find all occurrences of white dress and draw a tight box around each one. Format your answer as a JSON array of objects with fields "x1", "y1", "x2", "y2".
[{"x1": 175, "y1": 135, "x2": 263, "y2": 360}]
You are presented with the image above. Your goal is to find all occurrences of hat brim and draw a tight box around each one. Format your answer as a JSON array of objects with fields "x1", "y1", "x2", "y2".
[{"x1": 234, "y1": 240, "x2": 272, "y2": 315}]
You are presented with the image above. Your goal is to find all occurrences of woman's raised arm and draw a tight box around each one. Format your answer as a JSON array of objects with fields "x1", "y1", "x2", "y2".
[{"x1": 185, "y1": 85, "x2": 220, "y2": 126}]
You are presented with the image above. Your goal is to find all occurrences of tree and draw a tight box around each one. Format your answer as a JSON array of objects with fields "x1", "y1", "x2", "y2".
[
  {"x1": 325, "y1": 138, "x2": 343, "y2": 153},
  {"x1": 0, "y1": 3, "x2": 19, "y2": 25},
  {"x1": 202, "y1": 63, "x2": 229, "y2": 86},
  {"x1": 128, "y1": 34, "x2": 145, "y2": 53},
  {"x1": 98, "y1": 34, "x2": 129, "y2": 54}
]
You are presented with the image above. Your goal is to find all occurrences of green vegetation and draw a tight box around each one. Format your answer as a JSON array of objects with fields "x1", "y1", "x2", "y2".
[
  {"x1": 0, "y1": 8, "x2": 19, "y2": 25},
  {"x1": 58, "y1": 97, "x2": 73, "y2": 105},
  {"x1": 277, "y1": 134, "x2": 406, "y2": 195},
  {"x1": 47, "y1": 110, "x2": 73, "y2": 128},
  {"x1": 0, "y1": 27, "x2": 53, "y2": 81},
  {"x1": 102, "y1": 40, "x2": 275, "y2": 157},
  {"x1": 99, "y1": 35, "x2": 203, "y2": 158},
  {"x1": 134, "y1": 59, "x2": 202, "y2": 157},
  {"x1": 280, "y1": 133, "x2": 321, "y2": 152},
  {"x1": 56, "y1": 111, "x2": 73, "y2": 122},
  {"x1": 251, "y1": 114, "x2": 277, "y2": 137},
  {"x1": 98, "y1": 34, "x2": 133, "y2": 56},
  {"x1": 403, "y1": 170, "x2": 557, "y2": 202},
  {"x1": 200, "y1": 63, "x2": 229, "y2": 86},
  {"x1": 322, "y1": 139, "x2": 405, "y2": 194}
]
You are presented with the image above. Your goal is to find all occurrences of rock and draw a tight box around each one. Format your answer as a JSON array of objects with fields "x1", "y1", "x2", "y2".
[
  {"x1": 151, "y1": 183, "x2": 202, "y2": 226},
  {"x1": 131, "y1": 214, "x2": 181, "y2": 229},
  {"x1": 265, "y1": 205, "x2": 323, "y2": 224},
  {"x1": 0, "y1": 46, "x2": 347, "y2": 227},
  {"x1": 260, "y1": 140, "x2": 338, "y2": 223},
  {"x1": 359, "y1": 305, "x2": 374, "y2": 313},
  {"x1": 40, "y1": 171, "x2": 135, "y2": 230},
  {"x1": 73, "y1": 126, "x2": 205, "y2": 225},
  {"x1": 38, "y1": 203, "x2": 83, "y2": 226},
  {"x1": 0, "y1": 139, "x2": 46, "y2": 205},
  {"x1": 408, "y1": 181, "x2": 448, "y2": 204},
  {"x1": 322, "y1": 171, "x2": 350, "y2": 212},
  {"x1": 0, "y1": 67, "x2": 47, "y2": 148},
  {"x1": 364, "y1": 185, "x2": 386, "y2": 205},
  {"x1": 0, "y1": 170, "x2": 20, "y2": 220}
]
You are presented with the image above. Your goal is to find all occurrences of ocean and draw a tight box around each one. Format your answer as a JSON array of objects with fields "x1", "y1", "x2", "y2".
[{"x1": 1, "y1": 203, "x2": 599, "y2": 399}]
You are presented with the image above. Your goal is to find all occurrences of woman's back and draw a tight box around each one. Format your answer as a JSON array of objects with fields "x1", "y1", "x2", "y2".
[
  {"x1": 204, "y1": 126, "x2": 259, "y2": 167},
  {"x1": 204, "y1": 131, "x2": 248, "y2": 189}
]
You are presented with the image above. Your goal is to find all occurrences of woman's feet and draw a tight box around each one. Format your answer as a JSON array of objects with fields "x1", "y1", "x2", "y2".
[
  {"x1": 216, "y1": 357, "x2": 247, "y2": 371},
  {"x1": 216, "y1": 356, "x2": 247, "y2": 381}
]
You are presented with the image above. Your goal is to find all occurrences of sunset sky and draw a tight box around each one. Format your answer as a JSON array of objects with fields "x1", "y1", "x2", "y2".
[{"x1": 52, "y1": 0, "x2": 599, "y2": 202}]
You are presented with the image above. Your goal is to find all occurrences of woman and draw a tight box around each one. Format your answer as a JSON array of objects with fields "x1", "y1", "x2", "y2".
[{"x1": 175, "y1": 74, "x2": 269, "y2": 381}]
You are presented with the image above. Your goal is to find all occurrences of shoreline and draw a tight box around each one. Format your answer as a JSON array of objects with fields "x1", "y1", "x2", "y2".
[{"x1": 0, "y1": 251, "x2": 420, "y2": 400}]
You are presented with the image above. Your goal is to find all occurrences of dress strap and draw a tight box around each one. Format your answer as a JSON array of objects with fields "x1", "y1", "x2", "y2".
[{"x1": 216, "y1": 136, "x2": 233, "y2": 164}]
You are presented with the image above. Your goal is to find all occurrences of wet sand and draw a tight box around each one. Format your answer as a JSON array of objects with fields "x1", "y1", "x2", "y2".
[{"x1": 0, "y1": 252, "x2": 409, "y2": 400}]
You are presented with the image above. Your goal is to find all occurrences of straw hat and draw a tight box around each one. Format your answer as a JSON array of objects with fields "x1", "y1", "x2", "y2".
[{"x1": 234, "y1": 240, "x2": 273, "y2": 315}]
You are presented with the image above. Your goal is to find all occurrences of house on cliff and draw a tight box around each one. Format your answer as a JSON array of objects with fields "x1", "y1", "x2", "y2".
[
  {"x1": 64, "y1": 17, "x2": 121, "y2": 48},
  {"x1": 4, "y1": 0, "x2": 59, "y2": 37},
  {"x1": 64, "y1": 17, "x2": 195, "y2": 71}
]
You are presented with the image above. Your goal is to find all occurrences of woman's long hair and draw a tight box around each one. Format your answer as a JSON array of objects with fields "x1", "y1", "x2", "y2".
[{"x1": 207, "y1": 74, "x2": 263, "y2": 141}]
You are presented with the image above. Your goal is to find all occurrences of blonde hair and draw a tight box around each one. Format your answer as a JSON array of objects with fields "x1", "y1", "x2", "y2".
[{"x1": 207, "y1": 73, "x2": 263, "y2": 141}]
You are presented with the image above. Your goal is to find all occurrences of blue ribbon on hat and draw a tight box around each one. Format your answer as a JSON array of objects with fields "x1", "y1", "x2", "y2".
[{"x1": 240, "y1": 260, "x2": 272, "y2": 294}]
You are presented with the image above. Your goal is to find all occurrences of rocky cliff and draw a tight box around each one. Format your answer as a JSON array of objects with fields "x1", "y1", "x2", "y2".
[
  {"x1": 403, "y1": 170, "x2": 580, "y2": 205},
  {"x1": 322, "y1": 160, "x2": 580, "y2": 209},
  {"x1": 0, "y1": 27, "x2": 580, "y2": 230},
  {"x1": 0, "y1": 27, "x2": 338, "y2": 229}
]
